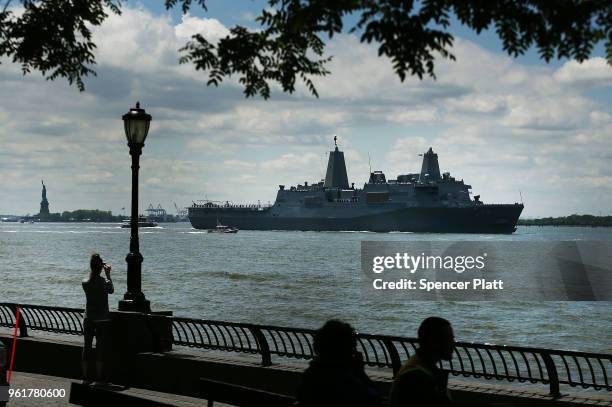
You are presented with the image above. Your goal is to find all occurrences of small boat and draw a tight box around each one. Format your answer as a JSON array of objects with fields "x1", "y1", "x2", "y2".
[
  {"x1": 208, "y1": 220, "x2": 238, "y2": 233},
  {"x1": 121, "y1": 216, "x2": 158, "y2": 228}
]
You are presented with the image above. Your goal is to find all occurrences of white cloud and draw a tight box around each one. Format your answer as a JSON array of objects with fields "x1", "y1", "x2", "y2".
[
  {"x1": 175, "y1": 14, "x2": 229, "y2": 42},
  {"x1": 501, "y1": 94, "x2": 590, "y2": 130},
  {"x1": 76, "y1": 172, "x2": 114, "y2": 184},
  {"x1": 385, "y1": 107, "x2": 439, "y2": 124},
  {"x1": 260, "y1": 153, "x2": 320, "y2": 173},
  {"x1": 94, "y1": 7, "x2": 177, "y2": 72},
  {"x1": 444, "y1": 95, "x2": 508, "y2": 115},
  {"x1": 222, "y1": 160, "x2": 257, "y2": 172},
  {"x1": 589, "y1": 111, "x2": 611, "y2": 127},
  {"x1": 144, "y1": 177, "x2": 164, "y2": 186},
  {"x1": 387, "y1": 137, "x2": 429, "y2": 172},
  {"x1": 554, "y1": 58, "x2": 612, "y2": 87}
]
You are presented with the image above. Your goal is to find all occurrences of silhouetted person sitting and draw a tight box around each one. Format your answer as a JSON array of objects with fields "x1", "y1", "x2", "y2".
[
  {"x1": 82, "y1": 253, "x2": 114, "y2": 385},
  {"x1": 389, "y1": 317, "x2": 455, "y2": 407},
  {"x1": 297, "y1": 320, "x2": 381, "y2": 407}
]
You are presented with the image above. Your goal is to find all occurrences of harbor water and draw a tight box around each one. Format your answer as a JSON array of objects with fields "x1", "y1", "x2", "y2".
[{"x1": 1, "y1": 222, "x2": 610, "y2": 353}]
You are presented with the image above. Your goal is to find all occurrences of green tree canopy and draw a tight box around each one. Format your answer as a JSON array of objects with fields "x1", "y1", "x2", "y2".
[{"x1": 1, "y1": 0, "x2": 610, "y2": 97}]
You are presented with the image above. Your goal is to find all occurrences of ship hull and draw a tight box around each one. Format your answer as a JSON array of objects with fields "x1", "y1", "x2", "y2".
[{"x1": 189, "y1": 204, "x2": 523, "y2": 234}]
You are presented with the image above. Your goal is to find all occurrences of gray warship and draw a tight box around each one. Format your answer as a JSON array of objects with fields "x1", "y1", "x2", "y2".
[{"x1": 189, "y1": 138, "x2": 523, "y2": 233}]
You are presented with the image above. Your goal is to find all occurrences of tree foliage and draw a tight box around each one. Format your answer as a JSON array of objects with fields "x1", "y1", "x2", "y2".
[
  {"x1": 58, "y1": 209, "x2": 121, "y2": 222},
  {"x1": 0, "y1": 0, "x2": 122, "y2": 91},
  {"x1": 518, "y1": 214, "x2": 612, "y2": 227},
  {"x1": 1, "y1": 0, "x2": 610, "y2": 97}
]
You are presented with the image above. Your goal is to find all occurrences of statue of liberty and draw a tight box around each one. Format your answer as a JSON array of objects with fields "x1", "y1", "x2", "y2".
[{"x1": 40, "y1": 180, "x2": 50, "y2": 217}]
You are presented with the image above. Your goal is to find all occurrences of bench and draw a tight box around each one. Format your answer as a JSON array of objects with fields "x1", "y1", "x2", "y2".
[
  {"x1": 199, "y1": 377, "x2": 296, "y2": 407},
  {"x1": 69, "y1": 382, "x2": 174, "y2": 407}
]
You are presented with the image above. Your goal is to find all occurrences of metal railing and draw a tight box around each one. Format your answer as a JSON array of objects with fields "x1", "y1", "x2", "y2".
[
  {"x1": 0, "y1": 303, "x2": 83, "y2": 337},
  {"x1": 1, "y1": 303, "x2": 610, "y2": 397}
]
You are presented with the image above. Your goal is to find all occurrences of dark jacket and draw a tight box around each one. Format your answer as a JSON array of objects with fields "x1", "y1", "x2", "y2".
[
  {"x1": 82, "y1": 275, "x2": 114, "y2": 320},
  {"x1": 389, "y1": 352, "x2": 452, "y2": 407},
  {"x1": 297, "y1": 357, "x2": 381, "y2": 407}
]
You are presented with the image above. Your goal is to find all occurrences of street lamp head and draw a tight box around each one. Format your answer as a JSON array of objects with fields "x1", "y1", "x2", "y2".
[{"x1": 122, "y1": 101, "x2": 152, "y2": 145}]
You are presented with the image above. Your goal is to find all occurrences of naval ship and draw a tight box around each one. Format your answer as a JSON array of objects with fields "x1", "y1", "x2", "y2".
[{"x1": 189, "y1": 138, "x2": 523, "y2": 233}]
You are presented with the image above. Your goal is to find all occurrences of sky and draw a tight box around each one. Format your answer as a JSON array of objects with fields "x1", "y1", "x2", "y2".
[{"x1": 1, "y1": 1, "x2": 611, "y2": 218}]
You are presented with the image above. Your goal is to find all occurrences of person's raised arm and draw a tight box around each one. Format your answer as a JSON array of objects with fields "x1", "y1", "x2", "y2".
[{"x1": 103, "y1": 263, "x2": 114, "y2": 294}]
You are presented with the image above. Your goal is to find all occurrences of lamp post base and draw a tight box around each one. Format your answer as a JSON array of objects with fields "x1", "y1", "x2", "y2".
[{"x1": 118, "y1": 299, "x2": 151, "y2": 313}]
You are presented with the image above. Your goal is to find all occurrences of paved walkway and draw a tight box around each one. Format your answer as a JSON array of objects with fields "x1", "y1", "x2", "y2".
[{"x1": 6, "y1": 371, "x2": 231, "y2": 406}]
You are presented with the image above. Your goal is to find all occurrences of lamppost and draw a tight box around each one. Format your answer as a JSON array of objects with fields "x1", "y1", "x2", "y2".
[{"x1": 118, "y1": 102, "x2": 152, "y2": 313}]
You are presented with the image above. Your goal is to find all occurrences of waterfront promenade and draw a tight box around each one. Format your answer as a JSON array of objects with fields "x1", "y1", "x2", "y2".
[
  {"x1": 1, "y1": 303, "x2": 611, "y2": 406},
  {"x1": 2, "y1": 332, "x2": 611, "y2": 406}
]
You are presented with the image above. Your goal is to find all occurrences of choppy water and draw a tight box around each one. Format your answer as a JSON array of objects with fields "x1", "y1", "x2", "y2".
[{"x1": 1, "y1": 222, "x2": 610, "y2": 353}]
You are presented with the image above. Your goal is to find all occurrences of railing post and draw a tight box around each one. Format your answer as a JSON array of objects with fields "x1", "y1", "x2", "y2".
[
  {"x1": 7, "y1": 304, "x2": 27, "y2": 337},
  {"x1": 540, "y1": 351, "x2": 561, "y2": 398},
  {"x1": 382, "y1": 338, "x2": 402, "y2": 377},
  {"x1": 248, "y1": 326, "x2": 272, "y2": 366}
]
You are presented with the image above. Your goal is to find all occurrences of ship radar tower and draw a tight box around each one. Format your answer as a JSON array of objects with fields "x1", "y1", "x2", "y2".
[
  {"x1": 419, "y1": 147, "x2": 441, "y2": 182},
  {"x1": 324, "y1": 136, "x2": 349, "y2": 189}
]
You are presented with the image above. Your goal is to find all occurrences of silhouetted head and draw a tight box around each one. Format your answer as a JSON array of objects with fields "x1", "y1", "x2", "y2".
[
  {"x1": 418, "y1": 317, "x2": 454, "y2": 362},
  {"x1": 313, "y1": 320, "x2": 357, "y2": 361},
  {"x1": 90, "y1": 253, "x2": 103, "y2": 277}
]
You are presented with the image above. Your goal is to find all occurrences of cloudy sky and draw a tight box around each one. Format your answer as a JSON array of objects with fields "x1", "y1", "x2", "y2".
[{"x1": 1, "y1": 1, "x2": 611, "y2": 218}]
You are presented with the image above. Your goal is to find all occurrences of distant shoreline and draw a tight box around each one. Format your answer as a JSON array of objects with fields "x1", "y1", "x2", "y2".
[
  {"x1": 518, "y1": 215, "x2": 612, "y2": 227},
  {"x1": 4, "y1": 213, "x2": 611, "y2": 227}
]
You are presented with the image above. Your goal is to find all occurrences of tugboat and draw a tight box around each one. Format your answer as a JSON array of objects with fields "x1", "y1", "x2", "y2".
[
  {"x1": 121, "y1": 216, "x2": 158, "y2": 228},
  {"x1": 207, "y1": 220, "x2": 238, "y2": 233}
]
